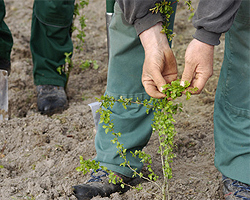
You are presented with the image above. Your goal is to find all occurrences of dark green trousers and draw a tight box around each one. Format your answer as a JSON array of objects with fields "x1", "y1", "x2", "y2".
[
  {"x1": 0, "y1": 0, "x2": 75, "y2": 87},
  {"x1": 95, "y1": 2, "x2": 177, "y2": 177},
  {"x1": 31, "y1": 0, "x2": 75, "y2": 87},
  {"x1": 214, "y1": 0, "x2": 250, "y2": 185},
  {"x1": 0, "y1": 0, "x2": 13, "y2": 61}
]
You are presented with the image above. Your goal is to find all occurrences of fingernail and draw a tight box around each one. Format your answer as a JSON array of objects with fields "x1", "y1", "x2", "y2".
[
  {"x1": 160, "y1": 87, "x2": 163, "y2": 93},
  {"x1": 180, "y1": 81, "x2": 185, "y2": 87}
]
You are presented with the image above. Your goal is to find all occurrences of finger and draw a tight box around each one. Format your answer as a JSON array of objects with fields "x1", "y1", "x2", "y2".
[
  {"x1": 181, "y1": 64, "x2": 196, "y2": 85},
  {"x1": 181, "y1": 53, "x2": 197, "y2": 89},
  {"x1": 190, "y1": 73, "x2": 211, "y2": 94},
  {"x1": 143, "y1": 81, "x2": 166, "y2": 99},
  {"x1": 142, "y1": 61, "x2": 167, "y2": 94},
  {"x1": 151, "y1": 70, "x2": 167, "y2": 93},
  {"x1": 164, "y1": 73, "x2": 178, "y2": 84}
]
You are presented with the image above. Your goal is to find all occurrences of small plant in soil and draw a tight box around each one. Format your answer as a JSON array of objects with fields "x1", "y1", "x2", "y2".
[
  {"x1": 76, "y1": 80, "x2": 197, "y2": 200},
  {"x1": 76, "y1": 1, "x2": 195, "y2": 199},
  {"x1": 56, "y1": 0, "x2": 91, "y2": 89}
]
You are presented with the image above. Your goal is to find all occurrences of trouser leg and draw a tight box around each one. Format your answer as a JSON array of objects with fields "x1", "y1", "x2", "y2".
[
  {"x1": 214, "y1": 0, "x2": 250, "y2": 185},
  {"x1": 0, "y1": 0, "x2": 13, "y2": 62},
  {"x1": 95, "y1": 2, "x2": 177, "y2": 177},
  {"x1": 30, "y1": 0, "x2": 75, "y2": 87}
]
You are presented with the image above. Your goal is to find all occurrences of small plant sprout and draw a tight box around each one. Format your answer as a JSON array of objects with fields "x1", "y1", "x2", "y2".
[
  {"x1": 80, "y1": 60, "x2": 99, "y2": 70},
  {"x1": 76, "y1": 1, "x2": 196, "y2": 199},
  {"x1": 77, "y1": 80, "x2": 197, "y2": 200},
  {"x1": 73, "y1": 0, "x2": 89, "y2": 51},
  {"x1": 57, "y1": 0, "x2": 89, "y2": 89}
]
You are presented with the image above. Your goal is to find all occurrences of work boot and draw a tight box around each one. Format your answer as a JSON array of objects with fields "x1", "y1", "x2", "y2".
[
  {"x1": 36, "y1": 85, "x2": 68, "y2": 115},
  {"x1": 72, "y1": 169, "x2": 134, "y2": 200},
  {"x1": 222, "y1": 175, "x2": 250, "y2": 200}
]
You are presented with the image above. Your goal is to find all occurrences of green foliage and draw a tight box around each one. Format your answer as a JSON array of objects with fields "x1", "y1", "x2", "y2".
[
  {"x1": 80, "y1": 60, "x2": 99, "y2": 70},
  {"x1": 150, "y1": 0, "x2": 194, "y2": 41},
  {"x1": 73, "y1": 0, "x2": 89, "y2": 51},
  {"x1": 185, "y1": 0, "x2": 195, "y2": 20},
  {"x1": 188, "y1": 12, "x2": 194, "y2": 20},
  {"x1": 75, "y1": 1, "x2": 196, "y2": 199},
  {"x1": 56, "y1": 52, "x2": 70, "y2": 76},
  {"x1": 150, "y1": 0, "x2": 176, "y2": 41},
  {"x1": 56, "y1": 0, "x2": 89, "y2": 89},
  {"x1": 56, "y1": 0, "x2": 100, "y2": 90},
  {"x1": 56, "y1": 52, "x2": 73, "y2": 90},
  {"x1": 76, "y1": 80, "x2": 197, "y2": 200},
  {"x1": 76, "y1": 156, "x2": 101, "y2": 174},
  {"x1": 185, "y1": 0, "x2": 194, "y2": 12},
  {"x1": 0, "y1": 165, "x2": 4, "y2": 169}
]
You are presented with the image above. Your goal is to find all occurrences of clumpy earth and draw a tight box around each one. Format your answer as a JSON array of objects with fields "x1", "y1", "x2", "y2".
[{"x1": 0, "y1": 0, "x2": 226, "y2": 199}]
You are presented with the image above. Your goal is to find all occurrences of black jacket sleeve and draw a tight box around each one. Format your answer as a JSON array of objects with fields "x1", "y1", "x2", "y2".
[{"x1": 193, "y1": 0, "x2": 242, "y2": 45}]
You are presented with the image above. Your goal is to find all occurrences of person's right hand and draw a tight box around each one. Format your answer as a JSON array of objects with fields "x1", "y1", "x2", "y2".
[
  {"x1": 140, "y1": 22, "x2": 178, "y2": 99},
  {"x1": 181, "y1": 39, "x2": 214, "y2": 94}
]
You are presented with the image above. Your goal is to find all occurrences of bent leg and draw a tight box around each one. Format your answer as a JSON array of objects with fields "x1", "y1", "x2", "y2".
[{"x1": 95, "y1": 2, "x2": 177, "y2": 177}]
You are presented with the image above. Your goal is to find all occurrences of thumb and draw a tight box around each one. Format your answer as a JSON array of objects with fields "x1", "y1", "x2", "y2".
[{"x1": 151, "y1": 69, "x2": 167, "y2": 93}]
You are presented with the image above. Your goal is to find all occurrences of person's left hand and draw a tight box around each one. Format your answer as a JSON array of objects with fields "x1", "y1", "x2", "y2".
[{"x1": 139, "y1": 22, "x2": 177, "y2": 99}]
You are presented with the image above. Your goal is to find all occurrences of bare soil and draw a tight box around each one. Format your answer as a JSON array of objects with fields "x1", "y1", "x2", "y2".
[{"x1": 0, "y1": 0, "x2": 226, "y2": 199}]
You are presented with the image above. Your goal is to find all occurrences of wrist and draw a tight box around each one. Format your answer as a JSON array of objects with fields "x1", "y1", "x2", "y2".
[{"x1": 139, "y1": 22, "x2": 168, "y2": 51}]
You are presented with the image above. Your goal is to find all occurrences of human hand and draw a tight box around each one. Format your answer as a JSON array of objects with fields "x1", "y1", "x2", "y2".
[
  {"x1": 181, "y1": 39, "x2": 214, "y2": 94},
  {"x1": 139, "y1": 22, "x2": 177, "y2": 99}
]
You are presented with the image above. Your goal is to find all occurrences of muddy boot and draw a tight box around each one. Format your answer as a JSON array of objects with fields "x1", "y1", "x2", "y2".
[
  {"x1": 222, "y1": 175, "x2": 250, "y2": 200},
  {"x1": 72, "y1": 169, "x2": 134, "y2": 200},
  {"x1": 36, "y1": 85, "x2": 68, "y2": 115}
]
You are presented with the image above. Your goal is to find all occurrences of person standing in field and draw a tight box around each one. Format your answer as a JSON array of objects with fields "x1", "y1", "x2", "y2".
[
  {"x1": 0, "y1": 0, "x2": 75, "y2": 115},
  {"x1": 72, "y1": 0, "x2": 250, "y2": 199},
  {"x1": 181, "y1": 0, "x2": 250, "y2": 199}
]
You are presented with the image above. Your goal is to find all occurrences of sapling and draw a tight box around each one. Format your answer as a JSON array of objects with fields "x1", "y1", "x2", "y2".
[
  {"x1": 56, "y1": 0, "x2": 89, "y2": 89},
  {"x1": 72, "y1": 0, "x2": 89, "y2": 51},
  {"x1": 76, "y1": 1, "x2": 195, "y2": 199},
  {"x1": 76, "y1": 80, "x2": 197, "y2": 200}
]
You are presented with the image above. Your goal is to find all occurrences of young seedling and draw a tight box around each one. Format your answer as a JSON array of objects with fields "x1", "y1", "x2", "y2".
[
  {"x1": 76, "y1": 1, "x2": 195, "y2": 199},
  {"x1": 77, "y1": 80, "x2": 197, "y2": 200},
  {"x1": 57, "y1": 0, "x2": 89, "y2": 89}
]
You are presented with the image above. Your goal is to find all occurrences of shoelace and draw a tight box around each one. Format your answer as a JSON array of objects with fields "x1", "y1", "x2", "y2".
[
  {"x1": 232, "y1": 180, "x2": 250, "y2": 200},
  {"x1": 87, "y1": 169, "x2": 109, "y2": 183}
]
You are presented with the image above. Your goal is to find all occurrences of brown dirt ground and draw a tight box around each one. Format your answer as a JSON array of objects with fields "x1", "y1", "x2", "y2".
[{"x1": 0, "y1": 0, "x2": 226, "y2": 199}]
